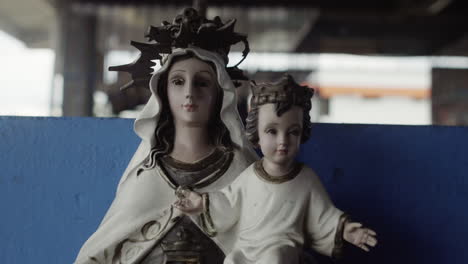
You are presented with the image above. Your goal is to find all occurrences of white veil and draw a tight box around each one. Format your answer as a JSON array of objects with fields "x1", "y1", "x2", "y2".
[{"x1": 117, "y1": 47, "x2": 257, "y2": 190}]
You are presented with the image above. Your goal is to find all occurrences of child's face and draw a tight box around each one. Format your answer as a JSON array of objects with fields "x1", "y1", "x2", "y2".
[{"x1": 257, "y1": 104, "x2": 303, "y2": 167}]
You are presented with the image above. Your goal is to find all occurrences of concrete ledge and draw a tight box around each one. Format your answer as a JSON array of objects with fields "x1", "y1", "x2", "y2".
[{"x1": 1, "y1": 117, "x2": 467, "y2": 263}]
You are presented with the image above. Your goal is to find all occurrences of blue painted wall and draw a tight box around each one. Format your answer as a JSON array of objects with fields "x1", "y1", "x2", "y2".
[{"x1": 0, "y1": 117, "x2": 467, "y2": 263}]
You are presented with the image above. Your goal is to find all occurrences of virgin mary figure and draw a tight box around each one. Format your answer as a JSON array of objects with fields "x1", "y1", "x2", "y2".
[{"x1": 74, "y1": 8, "x2": 257, "y2": 264}]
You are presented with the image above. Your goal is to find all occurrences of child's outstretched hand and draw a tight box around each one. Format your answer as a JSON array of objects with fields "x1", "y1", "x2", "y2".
[
  {"x1": 343, "y1": 222, "x2": 378, "y2": 252},
  {"x1": 173, "y1": 187, "x2": 204, "y2": 215}
]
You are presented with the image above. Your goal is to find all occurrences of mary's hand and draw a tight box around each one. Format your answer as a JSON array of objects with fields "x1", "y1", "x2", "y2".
[{"x1": 173, "y1": 187, "x2": 204, "y2": 215}]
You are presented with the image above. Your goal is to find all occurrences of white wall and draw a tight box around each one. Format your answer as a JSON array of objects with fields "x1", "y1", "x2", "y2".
[{"x1": 318, "y1": 96, "x2": 431, "y2": 125}]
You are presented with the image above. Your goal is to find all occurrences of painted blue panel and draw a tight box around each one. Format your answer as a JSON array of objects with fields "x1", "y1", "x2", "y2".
[
  {"x1": 299, "y1": 124, "x2": 468, "y2": 263},
  {"x1": 0, "y1": 117, "x2": 138, "y2": 263},
  {"x1": 0, "y1": 117, "x2": 467, "y2": 263}
]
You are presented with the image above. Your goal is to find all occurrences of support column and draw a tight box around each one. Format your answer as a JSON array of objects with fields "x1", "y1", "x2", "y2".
[
  {"x1": 193, "y1": 0, "x2": 207, "y2": 18},
  {"x1": 55, "y1": 3, "x2": 97, "y2": 116},
  {"x1": 432, "y1": 68, "x2": 468, "y2": 125}
]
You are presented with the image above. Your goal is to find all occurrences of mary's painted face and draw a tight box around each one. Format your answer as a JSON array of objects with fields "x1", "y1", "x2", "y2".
[{"x1": 167, "y1": 57, "x2": 218, "y2": 127}]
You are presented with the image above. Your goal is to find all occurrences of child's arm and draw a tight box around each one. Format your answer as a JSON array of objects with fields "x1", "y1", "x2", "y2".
[
  {"x1": 173, "y1": 177, "x2": 243, "y2": 236},
  {"x1": 304, "y1": 169, "x2": 345, "y2": 258},
  {"x1": 304, "y1": 168, "x2": 377, "y2": 257}
]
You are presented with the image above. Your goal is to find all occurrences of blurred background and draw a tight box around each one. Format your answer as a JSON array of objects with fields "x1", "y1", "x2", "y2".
[{"x1": 1, "y1": 0, "x2": 467, "y2": 125}]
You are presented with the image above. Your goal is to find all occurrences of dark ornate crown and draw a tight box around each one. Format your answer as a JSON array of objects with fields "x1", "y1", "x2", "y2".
[
  {"x1": 250, "y1": 74, "x2": 315, "y2": 108},
  {"x1": 109, "y1": 8, "x2": 250, "y2": 91}
]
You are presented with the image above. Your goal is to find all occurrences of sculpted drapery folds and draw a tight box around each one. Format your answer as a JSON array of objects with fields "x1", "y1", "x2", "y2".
[{"x1": 74, "y1": 8, "x2": 257, "y2": 264}]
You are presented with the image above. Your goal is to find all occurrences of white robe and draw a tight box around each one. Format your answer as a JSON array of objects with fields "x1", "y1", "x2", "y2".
[{"x1": 203, "y1": 163, "x2": 344, "y2": 264}]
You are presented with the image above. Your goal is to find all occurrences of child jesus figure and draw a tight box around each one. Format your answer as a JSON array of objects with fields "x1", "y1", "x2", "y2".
[{"x1": 174, "y1": 74, "x2": 377, "y2": 263}]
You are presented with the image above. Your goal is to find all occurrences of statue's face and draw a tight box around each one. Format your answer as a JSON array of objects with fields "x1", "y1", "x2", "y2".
[
  {"x1": 167, "y1": 57, "x2": 218, "y2": 127},
  {"x1": 257, "y1": 104, "x2": 303, "y2": 168}
]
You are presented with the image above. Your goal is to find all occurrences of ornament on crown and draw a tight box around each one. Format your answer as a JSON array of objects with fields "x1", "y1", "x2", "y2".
[
  {"x1": 250, "y1": 74, "x2": 315, "y2": 109},
  {"x1": 109, "y1": 7, "x2": 250, "y2": 91}
]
